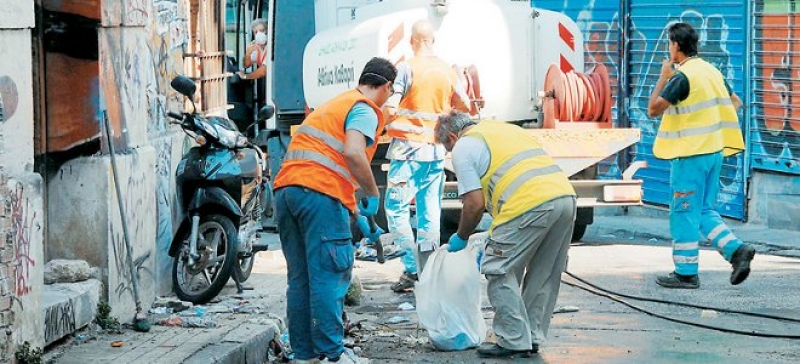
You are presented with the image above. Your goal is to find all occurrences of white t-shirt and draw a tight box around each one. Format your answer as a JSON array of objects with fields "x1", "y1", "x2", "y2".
[{"x1": 451, "y1": 135, "x2": 490, "y2": 196}]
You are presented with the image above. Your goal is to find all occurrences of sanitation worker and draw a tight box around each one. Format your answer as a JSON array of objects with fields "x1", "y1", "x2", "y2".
[
  {"x1": 383, "y1": 19, "x2": 471, "y2": 292},
  {"x1": 435, "y1": 111, "x2": 576, "y2": 358},
  {"x1": 647, "y1": 22, "x2": 755, "y2": 289},
  {"x1": 273, "y1": 57, "x2": 397, "y2": 364}
]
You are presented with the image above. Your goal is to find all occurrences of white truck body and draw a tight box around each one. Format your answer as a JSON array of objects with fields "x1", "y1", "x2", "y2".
[
  {"x1": 287, "y1": 0, "x2": 645, "y2": 237},
  {"x1": 304, "y1": 0, "x2": 583, "y2": 124}
]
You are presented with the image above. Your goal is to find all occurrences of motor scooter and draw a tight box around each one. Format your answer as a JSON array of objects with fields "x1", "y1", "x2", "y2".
[{"x1": 166, "y1": 75, "x2": 274, "y2": 303}]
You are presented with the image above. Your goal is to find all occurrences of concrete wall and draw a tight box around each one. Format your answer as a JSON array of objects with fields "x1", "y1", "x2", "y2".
[
  {"x1": 748, "y1": 171, "x2": 800, "y2": 231},
  {"x1": 48, "y1": 148, "x2": 157, "y2": 321},
  {"x1": 0, "y1": 0, "x2": 46, "y2": 358},
  {"x1": 44, "y1": 0, "x2": 190, "y2": 320}
]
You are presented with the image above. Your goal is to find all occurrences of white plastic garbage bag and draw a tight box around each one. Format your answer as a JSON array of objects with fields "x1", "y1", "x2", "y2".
[{"x1": 415, "y1": 244, "x2": 486, "y2": 351}]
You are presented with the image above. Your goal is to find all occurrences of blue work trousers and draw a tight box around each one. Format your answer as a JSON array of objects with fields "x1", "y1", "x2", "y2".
[
  {"x1": 670, "y1": 152, "x2": 743, "y2": 276},
  {"x1": 384, "y1": 159, "x2": 445, "y2": 274},
  {"x1": 275, "y1": 186, "x2": 354, "y2": 360}
]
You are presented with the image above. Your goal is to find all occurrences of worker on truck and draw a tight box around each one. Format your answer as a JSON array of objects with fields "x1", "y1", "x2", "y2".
[
  {"x1": 383, "y1": 19, "x2": 471, "y2": 292},
  {"x1": 436, "y1": 111, "x2": 576, "y2": 359},
  {"x1": 273, "y1": 57, "x2": 397, "y2": 364},
  {"x1": 237, "y1": 18, "x2": 269, "y2": 82},
  {"x1": 647, "y1": 22, "x2": 755, "y2": 289}
]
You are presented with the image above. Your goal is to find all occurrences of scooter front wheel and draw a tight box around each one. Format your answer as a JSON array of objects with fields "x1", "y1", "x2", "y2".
[{"x1": 172, "y1": 214, "x2": 238, "y2": 304}]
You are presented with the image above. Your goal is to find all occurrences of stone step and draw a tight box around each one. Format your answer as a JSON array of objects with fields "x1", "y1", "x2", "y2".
[{"x1": 43, "y1": 279, "x2": 102, "y2": 346}]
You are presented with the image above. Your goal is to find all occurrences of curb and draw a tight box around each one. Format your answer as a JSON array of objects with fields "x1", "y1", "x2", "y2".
[
  {"x1": 183, "y1": 321, "x2": 278, "y2": 364},
  {"x1": 589, "y1": 215, "x2": 800, "y2": 254}
]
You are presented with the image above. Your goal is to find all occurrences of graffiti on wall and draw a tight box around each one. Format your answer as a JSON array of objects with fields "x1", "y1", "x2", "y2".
[
  {"x1": 7, "y1": 181, "x2": 38, "y2": 297},
  {"x1": 154, "y1": 138, "x2": 174, "y2": 291},
  {"x1": 752, "y1": 4, "x2": 800, "y2": 174},
  {"x1": 126, "y1": 0, "x2": 151, "y2": 26},
  {"x1": 147, "y1": 0, "x2": 185, "y2": 136},
  {"x1": 0, "y1": 76, "x2": 19, "y2": 124},
  {"x1": 110, "y1": 167, "x2": 153, "y2": 300},
  {"x1": 44, "y1": 298, "x2": 75, "y2": 344}
]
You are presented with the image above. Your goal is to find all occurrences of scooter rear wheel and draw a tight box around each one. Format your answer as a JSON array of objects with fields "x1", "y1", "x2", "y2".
[{"x1": 172, "y1": 214, "x2": 239, "y2": 304}]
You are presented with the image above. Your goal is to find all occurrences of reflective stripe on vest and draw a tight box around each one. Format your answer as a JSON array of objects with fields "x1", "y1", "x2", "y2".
[
  {"x1": 395, "y1": 108, "x2": 441, "y2": 121},
  {"x1": 385, "y1": 122, "x2": 435, "y2": 136},
  {"x1": 663, "y1": 97, "x2": 733, "y2": 115},
  {"x1": 657, "y1": 121, "x2": 740, "y2": 139},
  {"x1": 489, "y1": 164, "x2": 562, "y2": 214},
  {"x1": 486, "y1": 148, "x2": 547, "y2": 201},
  {"x1": 389, "y1": 57, "x2": 457, "y2": 143},
  {"x1": 283, "y1": 150, "x2": 354, "y2": 184},
  {"x1": 295, "y1": 125, "x2": 345, "y2": 153}
]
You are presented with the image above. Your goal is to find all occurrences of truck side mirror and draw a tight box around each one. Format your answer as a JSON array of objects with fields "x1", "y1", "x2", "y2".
[{"x1": 258, "y1": 105, "x2": 275, "y2": 121}]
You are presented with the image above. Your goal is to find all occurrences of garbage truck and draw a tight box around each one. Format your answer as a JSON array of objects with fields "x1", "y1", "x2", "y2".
[{"x1": 229, "y1": 0, "x2": 645, "y2": 241}]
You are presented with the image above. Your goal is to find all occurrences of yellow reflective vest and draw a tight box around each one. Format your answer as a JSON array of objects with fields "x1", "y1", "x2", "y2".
[
  {"x1": 653, "y1": 58, "x2": 745, "y2": 160},
  {"x1": 464, "y1": 122, "x2": 575, "y2": 231}
]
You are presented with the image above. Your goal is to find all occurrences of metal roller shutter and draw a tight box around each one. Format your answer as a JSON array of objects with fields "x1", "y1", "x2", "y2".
[
  {"x1": 627, "y1": 1, "x2": 749, "y2": 219},
  {"x1": 751, "y1": 0, "x2": 800, "y2": 175}
]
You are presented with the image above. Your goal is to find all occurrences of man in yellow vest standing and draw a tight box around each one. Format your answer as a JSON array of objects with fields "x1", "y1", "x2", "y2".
[
  {"x1": 435, "y1": 111, "x2": 576, "y2": 358},
  {"x1": 648, "y1": 22, "x2": 755, "y2": 289},
  {"x1": 383, "y1": 19, "x2": 471, "y2": 292},
  {"x1": 273, "y1": 57, "x2": 396, "y2": 363}
]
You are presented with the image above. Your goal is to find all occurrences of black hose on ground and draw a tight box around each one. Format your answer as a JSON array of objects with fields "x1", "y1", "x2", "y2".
[{"x1": 561, "y1": 271, "x2": 800, "y2": 339}]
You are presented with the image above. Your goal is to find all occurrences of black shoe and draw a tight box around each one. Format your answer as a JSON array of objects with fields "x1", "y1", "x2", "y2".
[
  {"x1": 730, "y1": 245, "x2": 756, "y2": 285},
  {"x1": 531, "y1": 343, "x2": 539, "y2": 353},
  {"x1": 655, "y1": 272, "x2": 699, "y2": 289},
  {"x1": 476, "y1": 343, "x2": 532, "y2": 359},
  {"x1": 390, "y1": 272, "x2": 418, "y2": 293}
]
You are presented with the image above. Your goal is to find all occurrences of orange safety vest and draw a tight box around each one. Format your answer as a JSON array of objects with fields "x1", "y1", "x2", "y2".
[
  {"x1": 273, "y1": 90, "x2": 386, "y2": 212},
  {"x1": 387, "y1": 56, "x2": 459, "y2": 144}
]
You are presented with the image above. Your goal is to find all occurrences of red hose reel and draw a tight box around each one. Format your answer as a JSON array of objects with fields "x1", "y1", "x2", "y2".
[{"x1": 542, "y1": 63, "x2": 613, "y2": 129}]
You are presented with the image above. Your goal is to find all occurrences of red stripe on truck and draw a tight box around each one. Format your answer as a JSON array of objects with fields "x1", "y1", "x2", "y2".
[
  {"x1": 558, "y1": 22, "x2": 575, "y2": 51},
  {"x1": 387, "y1": 23, "x2": 404, "y2": 53},
  {"x1": 560, "y1": 55, "x2": 574, "y2": 73}
]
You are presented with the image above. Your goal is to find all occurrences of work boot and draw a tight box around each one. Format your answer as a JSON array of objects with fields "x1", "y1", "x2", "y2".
[
  {"x1": 390, "y1": 272, "x2": 418, "y2": 293},
  {"x1": 730, "y1": 245, "x2": 756, "y2": 285},
  {"x1": 655, "y1": 272, "x2": 699, "y2": 289},
  {"x1": 476, "y1": 343, "x2": 532, "y2": 359},
  {"x1": 531, "y1": 343, "x2": 539, "y2": 353}
]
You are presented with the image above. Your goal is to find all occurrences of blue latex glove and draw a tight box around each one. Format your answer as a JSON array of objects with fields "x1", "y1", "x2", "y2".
[
  {"x1": 358, "y1": 196, "x2": 380, "y2": 217},
  {"x1": 447, "y1": 233, "x2": 468, "y2": 252},
  {"x1": 355, "y1": 215, "x2": 384, "y2": 243}
]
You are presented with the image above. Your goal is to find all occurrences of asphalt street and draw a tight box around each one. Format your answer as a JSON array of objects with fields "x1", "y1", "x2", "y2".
[{"x1": 253, "y1": 226, "x2": 800, "y2": 363}]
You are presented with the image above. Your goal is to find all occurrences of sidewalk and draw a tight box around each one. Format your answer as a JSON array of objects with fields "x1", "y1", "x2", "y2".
[
  {"x1": 591, "y1": 206, "x2": 800, "y2": 256},
  {"x1": 44, "y1": 250, "x2": 290, "y2": 364}
]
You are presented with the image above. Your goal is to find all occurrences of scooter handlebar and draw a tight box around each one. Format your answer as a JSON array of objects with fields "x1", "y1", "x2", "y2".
[{"x1": 167, "y1": 112, "x2": 183, "y2": 120}]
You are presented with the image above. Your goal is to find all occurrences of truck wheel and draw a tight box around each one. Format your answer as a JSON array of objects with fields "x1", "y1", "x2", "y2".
[{"x1": 572, "y1": 223, "x2": 587, "y2": 242}]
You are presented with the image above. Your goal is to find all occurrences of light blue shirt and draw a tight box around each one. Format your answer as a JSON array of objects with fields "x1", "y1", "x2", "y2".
[
  {"x1": 345, "y1": 102, "x2": 378, "y2": 147},
  {"x1": 451, "y1": 135, "x2": 490, "y2": 196}
]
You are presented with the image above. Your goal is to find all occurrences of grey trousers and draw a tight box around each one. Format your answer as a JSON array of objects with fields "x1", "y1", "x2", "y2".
[{"x1": 482, "y1": 196, "x2": 576, "y2": 350}]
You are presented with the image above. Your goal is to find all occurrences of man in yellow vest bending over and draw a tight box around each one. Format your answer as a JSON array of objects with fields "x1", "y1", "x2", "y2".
[
  {"x1": 273, "y1": 57, "x2": 396, "y2": 363},
  {"x1": 383, "y1": 19, "x2": 471, "y2": 292},
  {"x1": 435, "y1": 111, "x2": 576, "y2": 359},
  {"x1": 648, "y1": 22, "x2": 755, "y2": 289}
]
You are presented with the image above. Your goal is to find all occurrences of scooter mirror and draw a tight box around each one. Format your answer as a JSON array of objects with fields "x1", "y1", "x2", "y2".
[
  {"x1": 258, "y1": 105, "x2": 275, "y2": 121},
  {"x1": 170, "y1": 76, "x2": 197, "y2": 98}
]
